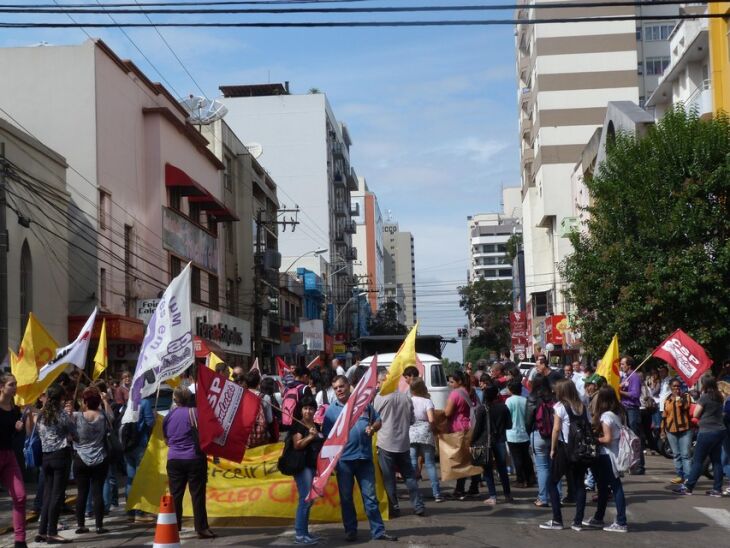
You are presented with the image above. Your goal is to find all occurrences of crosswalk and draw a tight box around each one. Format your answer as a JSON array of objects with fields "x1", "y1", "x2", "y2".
[{"x1": 694, "y1": 507, "x2": 730, "y2": 532}]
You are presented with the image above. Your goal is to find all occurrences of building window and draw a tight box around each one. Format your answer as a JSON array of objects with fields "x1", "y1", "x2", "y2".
[
  {"x1": 636, "y1": 28, "x2": 641, "y2": 41},
  {"x1": 168, "y1": 187, "x2": 182, "y2": 211},
  {"x1": 534, "y1": 291, "x2": 550, "y2": 317},
  {"x1": 191, "y1": 267, "x2": 201, "y2": 304},
  {"x1": 644, "y1": 23, "x2": 675, "y2": 41},
  {"x1": 98, "y1": 190, "x2": 111, "y2": 230},
  {"x1": 99, "y1": 267, "x2": 107, "y2": 308},
  {"x1": 20, "y1": 240, "x2": 32, "y2": 333},
  {"x1": 170, "y1": 255, "x2": 182, "y2": 279},
  {"x1": 637, "y1": 61, "x2": 643, "y2": 75},
  {"x1": 226, "y1": 222, "x2": 234, "y2": 253},
  {"x1": 224, "y1": 156, "x2": 232, "y2": 191},
  {"x1": 208, "y1": 273, "x2": 219, "y2": 310},
  {"x1": 646, "y1": 56, "x2": 671, "y2": 75}
]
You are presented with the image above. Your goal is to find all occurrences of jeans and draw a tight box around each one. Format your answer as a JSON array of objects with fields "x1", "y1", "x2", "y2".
[
  {"x1": 377, "y1": 448, "x2": 424, "y2": 513},
  {"x1": 410, "y1": 443, "x2": 441, "y2": 498},
  {"x1": 294, "y1": 466, "x2": 315, "y2": 537},
  {"x1": 0, "y1": 449, "x2": 26, "y2": 542},
  {"x1": 548, "y1": 462, "x2": 587, "y2": 526},
  {"x1": 508, "y1": 440, "x2": 535, "y2": 485},
  {"x1": 39, "y1": 448, "x2": 71, "y2": 536},
  {"x1": 625, "y1": 407, "x2": 645, "y2": 472},
  {"x1": 594, "y1": 454, "x2": 627, "y2": 526},
  {"x1": 74, "y1": 456, "x2": 108, "y2": 529},
  {"x1": 484, "y1": 441, "x2": 511, "y2": 498},
  {"x1": 531, "y1": 431, "x2": 552, "y2": 504},
  {"x1": 33, "y1": 467, "x2": 44, "y2": 513},
  {"x1": 685, "y1": 429, "x2": 725, "y2": 492},
  {"x1": 167, "y1": 458, "x2": 209, "y2": 533},
  {"x1": 335, "y1": 459, "x2": 385, "y2": 539},
  {"x1": 124, "y1": 445, "x2": 146, "y2": 515},
  {"x1": 666, "y1": 430, "x2": 692, "y2": 479},
  {"x1": 722, "y1": 428, "x2": 730, "y2": 480}
]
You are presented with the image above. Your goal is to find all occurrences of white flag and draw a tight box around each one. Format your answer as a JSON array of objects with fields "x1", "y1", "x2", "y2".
[
  {"x1": 123, "y1": 264, "x2": 194, "y2": 424},
  {"x1": 37, "y1": 308, "x2": 98, "y2": 387}
]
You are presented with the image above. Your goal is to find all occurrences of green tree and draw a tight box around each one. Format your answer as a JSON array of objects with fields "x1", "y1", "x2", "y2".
[
  {"x1": 562, "y1": 107, "x2": 730, "y2": 359},
  {"x1": 458, "y1": 279, "x2": 512, "y2": 355},
  {"x1": 506, "y1": 233, "x2": 523, "y2": 261},
  {"x1": 367, "y1": 301, "x2": 408, "y2": 336},
  {"x1": 441, "y1": 358, "x2": 461, "y2": 377}
]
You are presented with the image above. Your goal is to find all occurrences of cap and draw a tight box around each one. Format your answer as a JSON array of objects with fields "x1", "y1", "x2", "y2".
[{"x1": 585, "y1": 374, "x2": 604, "y2": 385}]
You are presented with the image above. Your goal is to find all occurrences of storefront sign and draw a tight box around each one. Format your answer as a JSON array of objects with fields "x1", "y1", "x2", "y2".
[
  {"x1": 137, "y1": 299, "x2": 161, "y2": 326},
  {"x1": 300, "y1": 319, "x2": 324, "y2": 352},
  {"x1": 162, "y1": 207, "x2": 218, "y2": 273},
  {"x1": 544, "y1": 314, "x2": 567, "y2": 345},
  {"x1": 192, "y1": 303, "x2": 251, "y2": 356}
]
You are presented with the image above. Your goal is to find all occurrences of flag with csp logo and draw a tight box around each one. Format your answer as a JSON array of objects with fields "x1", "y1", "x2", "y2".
[
  {"x1": 596, "y1": 334, "x2": 620, "y2": 397},
  {"x1": 652, "y1": 329, "x2": 713, "y2": 387}
]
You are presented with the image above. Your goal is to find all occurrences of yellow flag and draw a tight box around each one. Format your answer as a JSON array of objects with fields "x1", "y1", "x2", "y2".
[
  {"x1": 379, "y1": 323, "x2": 418, "y2": 396},
  {"x1": 207, "y1": 352, "x2": 234, "y2": 380},
  {"x1": 92, "y1": 319, "x2": 108, "y2": 380},
  {"x1": 13, "y1": 314, "x2": 58, "y2": 405},
  {"x1": 596, "y1": 334, "x2": 621, "y2": 397}
]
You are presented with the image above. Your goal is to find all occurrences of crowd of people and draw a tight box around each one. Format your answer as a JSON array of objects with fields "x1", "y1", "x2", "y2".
[{"x1": 0, "y1": 355, "x2": 728, "y2": 547}]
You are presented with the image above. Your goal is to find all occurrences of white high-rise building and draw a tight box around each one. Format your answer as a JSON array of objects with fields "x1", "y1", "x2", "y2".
[{"x1": 383, "y1": 222, "x2": 416, "y2": 327}]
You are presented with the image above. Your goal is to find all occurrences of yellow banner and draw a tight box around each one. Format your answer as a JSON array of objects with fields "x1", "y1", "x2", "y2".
[
  {"x1": 597, "y1": 334, "x2": 621, "y2": 397},
  {"x1": 92, "y1": 318, "x2": 108, "y2": 381},
  {"x1": 12, "y1": 313, "x2": 58, "y2": 406},
  {"x1": 379, "y1": 323, "x2": 418, "y2": 395},
  {"x1": 128, "y1": 416, "x2": 389, "y2": 522}
]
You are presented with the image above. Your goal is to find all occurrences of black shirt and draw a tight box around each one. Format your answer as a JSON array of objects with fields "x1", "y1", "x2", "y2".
[
  {"x1": 0, "y1": 406, "x2": 21, "y2": 450},
  {"x1": 291, "y1": 422, "x2": 324, "y2": 468}
]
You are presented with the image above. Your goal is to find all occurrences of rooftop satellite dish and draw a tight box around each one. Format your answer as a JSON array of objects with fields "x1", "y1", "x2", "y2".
[
  {"x1": 245, "y1": 142, "x2": 263, "y2": 159},
  {"x1": 180, "y1": 95, "x2": 228, "y2": 125}
]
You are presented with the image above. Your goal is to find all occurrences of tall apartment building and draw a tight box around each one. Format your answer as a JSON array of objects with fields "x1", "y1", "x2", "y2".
[
  {"x1": 383, "y1": 222, "x2": 416, "y2": 326},
  {"x1": 515, "y1": 1, "x2": 675, "y2": 343},
  {"x1": 467, "y1": 214, "x2": 519, "y2": 282},
  {"x1": 351, "y1": 176, "x2": 384, "y2": 315},
  {"x1": 220, "y1": 85, "x2": 359, "y2": 338}
]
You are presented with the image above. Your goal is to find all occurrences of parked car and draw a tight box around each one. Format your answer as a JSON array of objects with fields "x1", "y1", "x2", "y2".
[{"x1": 358, "y1": 352, "x2": 450, "y2": 410}]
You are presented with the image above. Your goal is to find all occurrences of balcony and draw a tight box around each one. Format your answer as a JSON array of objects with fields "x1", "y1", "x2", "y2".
[
  {"x1": 334, "y1": 200, "x2": 348, "y2": 217},
  {"x1": 520, "y1": 147, "x2": 534, "y2": 167},
  {"x1": 521, "y1": 118, "x2": 532, "y2": 141},
  {"x1": 346, "y1": 247, "x2": 358, "y2": 261},
  {"x1": 520, "y1": 87, "x2": 532, "y2": 112},
  {"x1": 350, "y1": 202, "x2": 360, "y2": 217},
  {"x1": 686, "y1": 79, "x2": 713, "y2": 118},
  {"x1": 344, "y1": 219, "x2": 357, "y2": 234},
  {"x1": 347, "y1": 166, "x2": 359, "y2": 191},
  {"x1": 333, "y1": 171, "x2": 346, "y2": 188},
  {"x1": 332, "y1": 141, "x2": 346, "y2": 159}
]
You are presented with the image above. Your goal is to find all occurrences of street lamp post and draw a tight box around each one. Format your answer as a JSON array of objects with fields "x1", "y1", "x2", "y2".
[{"x1": 282, "y1": 247, "x2": 328, "y2": 274}]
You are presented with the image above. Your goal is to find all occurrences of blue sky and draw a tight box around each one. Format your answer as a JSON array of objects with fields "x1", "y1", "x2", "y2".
[{"x1": 1, "y1": 1, "x2": 521, "y2": 362}]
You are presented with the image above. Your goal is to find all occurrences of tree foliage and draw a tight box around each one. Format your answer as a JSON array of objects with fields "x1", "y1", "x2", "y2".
[
  {"x1": 506, "y1": 233, "x2": 523, "y2": 261},
  {"x1": 562, "y1": 108, "x2": 730, "y2": 359},
  {"x1": 458, "y1": 279, "x2": 512, "y2": 355},
  {"x1": 367, "y1": 301, "x2": 408, "y2": 336}
]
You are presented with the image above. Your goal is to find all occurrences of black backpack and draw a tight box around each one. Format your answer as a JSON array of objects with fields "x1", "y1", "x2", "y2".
[
  {"x1": 565, "y1": 406, "x2": 597, "y2": 465},
  {"x1": 116, "y1": 405, "x2": 141, "y2": 453}
]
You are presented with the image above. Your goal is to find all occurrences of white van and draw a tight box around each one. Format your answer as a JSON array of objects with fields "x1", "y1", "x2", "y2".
[{"x1": 359, "y1": 352, "x2": 450, "y2": 410}]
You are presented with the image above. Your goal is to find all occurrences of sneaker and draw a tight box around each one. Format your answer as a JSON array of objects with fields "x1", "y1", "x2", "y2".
[
  {"x1": 603, "y1": 523, "x2": 628, "y2": 533},
  {"x1": 344, "y1": 531, "x2": 357, "y2": 542},
  {"x1": 434, "y1": 496, "x2": 445, "y2": 503},
  {"x1": 670, "y1": 477, "x2": 685, "y2": 484},
  {"x1": 581, "y1": 518, "x2": 605, "y2": 529},
  {"x1": 483, "y1": 497, "x2": 497, "y2": 506},
  {"x1": 503, "y1": 495, "x2": 514, "y2": 503},
  {"x1": 571, "y1": 524, "x2": 583, "y2": 532},
  {"x1": 294, "y1": 536, "x2": 318, "y2": 545},
  {"x1": 539, "y1": 520, "x2": 564, "y2": 530},
  {"x1": 374, "y1": 533, "x2": 399, "y2": 542},
  {"x1": 723, "y1": 486, "x2": 730, "y2": 497},
  {"x1": 705, "y1": 490, "x2": 722, "y2": 498},
  {"x1": 673, "y1": 486, "x2": 692, "y2": 496}
]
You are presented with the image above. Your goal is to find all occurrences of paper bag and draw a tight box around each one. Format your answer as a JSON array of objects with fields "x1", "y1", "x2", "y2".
[{"x1": 438, "y1": 429, "x2": 483, "y2": 481}]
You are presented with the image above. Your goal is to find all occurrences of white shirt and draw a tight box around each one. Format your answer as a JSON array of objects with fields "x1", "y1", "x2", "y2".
[
  {"x1": 599, "y1": 411, "x2": 621, "y2": 457},
  {"x1": 554, "y1": 402, "x2": 585, "y2": 442}
]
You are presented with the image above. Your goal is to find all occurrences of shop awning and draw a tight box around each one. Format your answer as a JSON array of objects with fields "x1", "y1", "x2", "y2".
[
  {"x1": 194, "y1": 335, "x2": 226, "y2": 359},
  {"x1": 165, "y1": 163, "x2": 239, "y2": 222}
]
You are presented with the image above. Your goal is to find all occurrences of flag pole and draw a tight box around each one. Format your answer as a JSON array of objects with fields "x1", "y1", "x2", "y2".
[{"x1": 623, "y1": 351, "x2": 654, "y2": 383}]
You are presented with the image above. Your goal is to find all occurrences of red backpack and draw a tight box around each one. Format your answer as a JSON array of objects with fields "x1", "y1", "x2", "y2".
[
  {"x1": 281, "y1": 384, "x2": 307, "y2": 427},
  {"x1": 535, "y1": 400, "x2": 555, "y2": 438}
]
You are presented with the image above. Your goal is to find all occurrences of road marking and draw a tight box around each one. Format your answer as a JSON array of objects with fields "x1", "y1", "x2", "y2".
[{"x1": 694, "y1": 507, "x2": 730, "y2": 531}]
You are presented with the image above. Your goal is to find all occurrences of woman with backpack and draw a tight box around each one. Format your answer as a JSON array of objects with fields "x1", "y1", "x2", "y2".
[
  {"x1": 525, "y1": 373, "x2": 554, "y2": 507},
  {"x1": 540, "y1": 378, "x2": 592, "y2": 531},
  {"x1": 409, "y1": 378, "x2": 443, "y2": 503},
  {"x1": 0, "y1": 373, "x2": 31, "y2": 548},
  {"x1": 245, "y1": 370, "x2": 275, "y2": 447},
  {"x1": 162, "y1": 387, "x2": 216, "y2": 539},
  {"x1": 72, "y1": 386, "x2": 112, "y2": 536},
  {"x1": 445, "y1": 371, "x2": 479, "y2": 499},
  {"x1": 674, "y1": 376, "x2": 726, "y2": 497},
  {"x1": 583, "y1": 386, "x2": 628, "y2": 533},
  {"x1": 289, "y1": 396, "x2": 324, "y2": 545},
  {"x1": 36, "y1": 384, "x2": 75, "y2": 544}
]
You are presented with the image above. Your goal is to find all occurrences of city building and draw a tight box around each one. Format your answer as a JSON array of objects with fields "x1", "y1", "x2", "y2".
[
  {"x1": 467, "y1": 212, "x2": 519, "y2": 283},
  {"x1": 351, "y1": 176, "x2": 384, "y2": 315},
  {"x1": 0, "y1": 117, "x2": 70, "y2": 348},
  {"x1": 0, "y1": 39, "x2": 239, "y2": 372},
  {"x1": 382, "y1": 283, "x2": 407, "y2": 325},
  {"x1": 220, "y1": 85, "x2": 360, "y2": 343},
  {"x1": 709, "y1": 2, "x2": 730, "y2": 113},
  {"x1": 382, "y1": 222, "x2": 416, "y2": 326},
  {"x1": 514, "y1": 1, "x2": 676, "y2": 354}
]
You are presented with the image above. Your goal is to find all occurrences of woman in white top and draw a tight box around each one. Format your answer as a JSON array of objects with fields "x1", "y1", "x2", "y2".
[
  {"x1": 583, "y1": 386, "x2": 628, "y2": 533},
  {"x1": 409, "y1": 379, "x2": 443, "y2": 502}
]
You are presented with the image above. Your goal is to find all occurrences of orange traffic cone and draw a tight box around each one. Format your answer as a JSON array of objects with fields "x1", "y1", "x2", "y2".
[{"x1": 153, "y1": 495, "x2": 181, "y2": 548}]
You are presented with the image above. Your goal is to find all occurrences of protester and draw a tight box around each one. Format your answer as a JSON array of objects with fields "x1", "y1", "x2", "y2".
[
  {"x1": 540, "y1": 379, "x2": 590, "y2": 531},
  {"x1": 36, "y1": 384, "x2": 74, "y2": 544},
  {"x1": 661, "y1": 378, "x2": 693, "y2": 484},
  {"x1": 72, "y1": 387, "x2": 111, "y2": 535},
  {"x1": 322, "y1": 376, "x2": 396, "y2": 542},
  {"x1": 535, "y1": 356, "x2": 563, "y2": 388},
  {"x1": 619, "y1": 356, "x2": 645, "y2": 474},
  {"x1": 525, "y1": 374, "x2": 555, "y2": 507},
  {"x1": 122, "y1": 393, "x2": 155, "y2": 523},
  {"x1": 244, "y1": 370, "x2": 274, "y2": 448},
  {"x1": 282, "y1": 366, "x2": 314, "y2": 429},
  {"x1": 332, "y1": 358, "x2": 346, "y2": 377},
  {"x1": 260, "y1": 377, "x2": 282, "y2": 428},
  {"x1": 583, "y1": 386, "x2": 628, "y2": 533},
  {"x1": 315, "y1": 367, "x2": 335, "y2": 408},
  {"x1": 374, "y1": 372, "x2": 425, "y2": 518},
  {"x1": 290, "y1": 395, "x2": 324, "y2": 545},
  {"x1": 563, "y1": 363, "x2": 574, "y2": 380},
  {"x1": 480, "y1": 385, "x2": 513, "y2": 505},
  {"x1": 445, "y1": 371, "x2": 479, "y2": 499},
  {"x1": 114, "y1": 371, "x2": 131, "y2": 405},
  {"x1": 403, "y1": 366, "x2": 420, "y2": 386},
  {"x1": 506, "y1": 381, "x2": 534, "y2": 488},
  {"x1": 674, "y1": 376, "x2": 726, "y2": 497},
  {"x1": 0, "y1": 373, "x2": 29, "y2": 548},
  {"x1": 162, "y1": 387, "x2": 215, "y2": 539},
  {"x1": 87, "y1": 381, "x2": 118, "y2": 516},
  {"x1": 408, "y1": 379, "x2": 443, "y2": 502}
]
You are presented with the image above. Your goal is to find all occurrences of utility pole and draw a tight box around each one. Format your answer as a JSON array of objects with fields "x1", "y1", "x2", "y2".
[{"x1": 0, "y1": 142, "x2": 8, "y2": 356}]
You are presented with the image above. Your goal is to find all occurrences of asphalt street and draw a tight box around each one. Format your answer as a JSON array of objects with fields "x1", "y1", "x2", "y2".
[{"x1": 1, "y1": 454, "x2": 728, "y2": 547}]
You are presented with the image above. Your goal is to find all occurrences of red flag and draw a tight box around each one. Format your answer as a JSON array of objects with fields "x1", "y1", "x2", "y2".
[
  {"x1": 276, "y1": 356, "x2": 292, "y2": 378},
  {"x1": 652, "y1": 329, "x2": 714, "y2": 387},
  {"x1": 306, "y1": 355, "x2": 322, "y2": 371},
  {"x1": 196, "y1": 365, "x2": 260, "y2": 463},
  {"x1": 306, "y1": 355, "x2": 379, "y2": 502}
]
